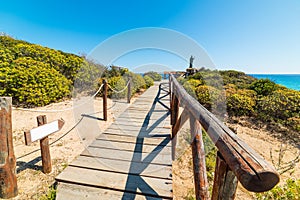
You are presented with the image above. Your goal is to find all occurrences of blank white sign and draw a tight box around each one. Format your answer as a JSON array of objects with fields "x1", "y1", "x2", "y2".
[{"x1": 30, "y1": 120, "x2": 60, "y2": 142}]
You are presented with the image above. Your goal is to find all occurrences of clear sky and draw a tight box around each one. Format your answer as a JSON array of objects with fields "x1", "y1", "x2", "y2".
[{"x1": 0, "y1": 0, "x2": 299, "y2": 74}]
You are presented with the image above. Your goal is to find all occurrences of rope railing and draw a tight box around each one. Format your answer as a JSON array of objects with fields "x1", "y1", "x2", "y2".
[
  {"x1": 107, "y1": 80, "x2": 130, "y2": 93},
  {"x1": 169, "y1": 74, "x2": 280, "y2": 200}
]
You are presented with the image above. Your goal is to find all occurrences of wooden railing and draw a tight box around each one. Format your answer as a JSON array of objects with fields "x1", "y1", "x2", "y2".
[{"x1": 169, "y1": 74, "x2": 279, "y2": 200}]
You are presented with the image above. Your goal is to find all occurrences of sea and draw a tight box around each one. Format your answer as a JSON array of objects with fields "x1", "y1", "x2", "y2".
[
  {"x1": 249, "y1": 74, "x2": 300, "y2": 91},
  {"x1": 148, "y1": 73, "x2": 300, "y2": 91}
]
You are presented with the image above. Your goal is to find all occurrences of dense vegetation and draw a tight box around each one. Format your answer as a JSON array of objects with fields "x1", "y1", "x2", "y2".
[
  {"x1": 179, "y1": 69, "x2": 300, "y2": 132},
  {"x1": 0, "y1": 36, "x2": 155, "y2": 106},
  {"x1": 143, "y1": 71, "x2": 162, "y2": 81}
]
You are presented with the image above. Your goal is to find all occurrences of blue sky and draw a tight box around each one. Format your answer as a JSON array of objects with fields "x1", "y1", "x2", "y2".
[{"x1": 0, "y1": 0, "x2": 299, "y2": 74}]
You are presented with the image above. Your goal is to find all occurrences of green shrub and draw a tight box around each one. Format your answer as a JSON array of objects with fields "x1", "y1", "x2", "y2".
[
  {"x1": 195, "y1": 85, "x2": 225, "y2": 111},
  {"x1": 190, "y1": 71, "x2": 223, "y2": 89},
  {"x1": 249, "y1": 79, "x2": 278, "y2": 96},
  {"x1": 40, "y1": 184, "x2": 57, "y2": 200},
  {"x1": 144, "y1": 71, "x2": 162, "y2": 81},
  {"x1": 0, "y1": 57, "x2": 71, "y2": 107},
  {"x1": 124, "y1": 72, "x2": 146, "y2": 96},
  {"x1": 202, "y1": 131, "x2": 217, "y2": 182},
  {"x1": 103, "y1": 66, "x2": 128, "y2": 78},
  {"x1": 220, "y1": 70, "x2": 256, "y2": 89},
  {"x1": 73, "y1": 60, "x2": 104, "y2": 93},
  {"x1": 257, "y1": 89, "x2": 300, "y2": 125},
  {"x1": 144, "y1": 75, "x2": 154, "y2": 88},
  {"x1": 256, "y1": 179, "x2": 300, "y2": 200},
  {"x1": 226, "y1": 89, "x2": 257, "y2": 116},
  {"x1": 107, "y1": 76, "x2": 126, "y2": 99},
  {"x1": 182, "y1": 79, "x2": 203, "y2": 98}
]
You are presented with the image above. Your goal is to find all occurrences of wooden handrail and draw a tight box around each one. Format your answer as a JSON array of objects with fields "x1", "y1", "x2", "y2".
[{"x1": 169, "y1": 74, "x2": 279, "y2": 194}]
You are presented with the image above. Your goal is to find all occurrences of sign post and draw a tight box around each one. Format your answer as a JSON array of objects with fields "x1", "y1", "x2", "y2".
[{"x1": 24, "y1": 115, "x2": 64, "y2": 174}]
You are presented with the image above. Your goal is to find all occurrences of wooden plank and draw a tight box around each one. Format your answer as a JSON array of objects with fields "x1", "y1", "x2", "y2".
[
  {"x1": 106, "y1": 125, "x2": 171, "y2": 135},
  {"x1": 70, "y1": 155, "x2": 172, "y2": 180},
  {"x1": 81, "y1": 147, "x2": 172, "y2": 166},
  {"x1": 117, "y1": 113, "x2": 169, "y2": 121},
  {"x1": 103, "y1": 128, "x2": 171, "y2": 138},
  {"x1": 56, "y1": 166, "x2": 173, "y2": 198},
  {"x1": 56, "y1": 183, "x2": 165, "y2": 200},
  {"x1": 89, "y1": 139, "x2": 171, "y2": 153},
  {"x1": 114, "y1": 117, "x2": 170, "y2": 126},
  {"x1": 109, "y1": 124, "x2": 170, "y2": 132},
  {"x1": 97, "y1": 133, "x2": 172, "y2": 147},
  {"x1": 110, "y1": 121, "x2": 168, "y2": 129}
]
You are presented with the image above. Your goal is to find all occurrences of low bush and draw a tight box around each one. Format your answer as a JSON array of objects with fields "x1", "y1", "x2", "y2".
[
  {"x1": 195, "y1": 85, "x2": 225, "y2": 112},
  {"x1": 257, "y1": 89, "x2": 300, "y2": 128},
  {"x1": 107, "y1": 76, "x2": 126, "y2": 99},
  {"x1": 226, "y1": 89, "x2": 257, "y2": 116},
  {"x1": 144, "y1": 71, "x2": 162, "y2": 81},
  {"x1": 144, "y1": 75, "x2": 154, "y2": 88},
  {"x1": 183, "y1": 79, "x2": 203, "y2": 98},
  {"x1": 249, "y1": 78, "x2": 278, "y2": 96},
  {"x1": 220, "y1": 70, "x2": 256, "y2": 89},
  {"x1": 0, "y1": 57, "x2": 71, "y2": 107},
  {"x1": 124, "y1": 72, "x2": 147, "y2": 96}
]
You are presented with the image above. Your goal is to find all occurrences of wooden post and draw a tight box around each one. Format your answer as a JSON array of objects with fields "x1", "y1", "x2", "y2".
[
  {"x1": 0, "y1": 97, "x2": 18, "y2": 199},
  {"x1": 171, "y1": 94, "x2": 179, "y2": 126},
  {"x1": 127, "y1": 78, "x2": 131, "y2": 103},
  {"x1": 37, "y1": 115, "x2": 52, "y2": 174},
  {"x1": 190, "y1": 115, "x2": 209, "y2": 200},
  {"x1": 171, "y1": 94, "x2": 179, "y2": 160},
  {"x1": 103, "y1": 79, "x2": 108, "y2": 121},
  {"x1": 212, "y1": 152, "x2": 238, "y2": 200}
]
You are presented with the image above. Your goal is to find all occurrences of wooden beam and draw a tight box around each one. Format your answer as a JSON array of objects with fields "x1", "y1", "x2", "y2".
[
  {"x1": 212, "y1": 152, "x2": 238, "y2": 200},
  {"x1": 0, "y1": 97, "x2": 18, "y2": 198},
  {"x1": 170, "y1": 74, "x2": 279, "y2": 192},
  {"x1": 190, "y1": 115, "x2": 209, "y2": 200}
]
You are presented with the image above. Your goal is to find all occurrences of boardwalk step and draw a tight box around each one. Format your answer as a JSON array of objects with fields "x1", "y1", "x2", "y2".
[
  {"x1": 69, "y1": 155, "x2": 172, "y2": 180},
  {"x1": 56, "y1": 166, "x2": 173, "y2": 198},
  {"x1": 56, "y1": 182, "x2": 169, "y2": 200}
]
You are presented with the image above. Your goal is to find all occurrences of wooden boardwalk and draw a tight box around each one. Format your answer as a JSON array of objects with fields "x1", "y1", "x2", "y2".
[{"x1": 56, "y1": 82, "x2": 173, "y2": 199}]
